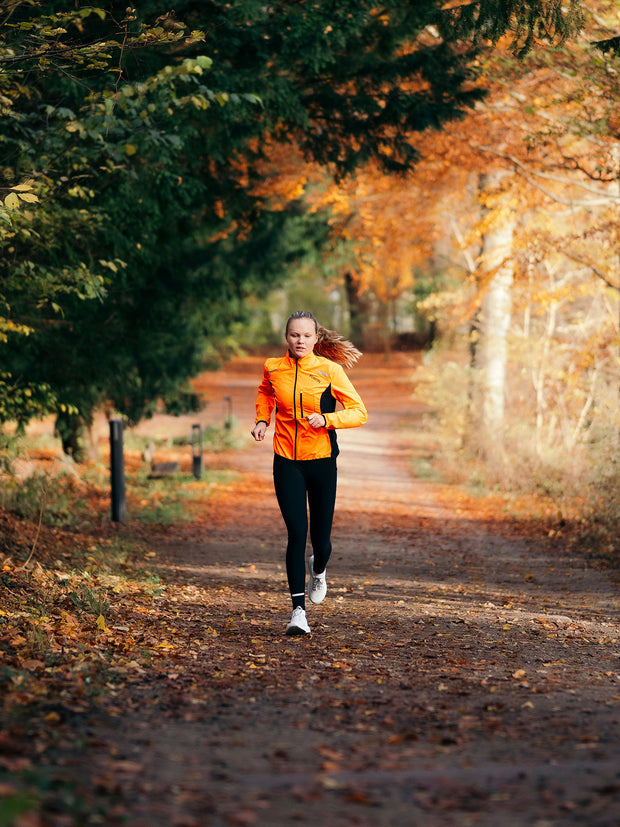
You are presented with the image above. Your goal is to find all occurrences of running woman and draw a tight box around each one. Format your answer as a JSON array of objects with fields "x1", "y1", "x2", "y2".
[{"x1": 251, "y1": 310, "x2": 368, "y2": 636}]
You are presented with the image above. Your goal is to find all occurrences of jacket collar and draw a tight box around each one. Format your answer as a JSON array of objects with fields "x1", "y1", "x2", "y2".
[{"x1": 286, "y1": 350, "x2": 320, "y2": 368}]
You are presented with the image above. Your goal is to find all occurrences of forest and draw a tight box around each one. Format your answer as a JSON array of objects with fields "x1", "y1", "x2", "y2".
[
  {"x1": 0, "y1": 1, "x2": 618, "y2": 541},
  {"x1": 2, "y1": 0, "x2": 617, "y2": 542}
]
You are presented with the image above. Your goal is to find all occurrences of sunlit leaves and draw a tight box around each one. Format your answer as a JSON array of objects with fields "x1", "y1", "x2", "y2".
[
  {"x1": 0, "y1": 373, "x2": 57, "y2": 427},
  {"x1": 1, "y1": 180, "x2": 39, "y2": 218},
  {"x1": 0, "y1": 6, "x2": 248, "y2": 439}
]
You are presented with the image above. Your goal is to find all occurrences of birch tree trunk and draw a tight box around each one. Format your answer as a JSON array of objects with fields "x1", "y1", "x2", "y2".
[{"x1": 477, "y1": 170, "x2": 516, "y2": 463}]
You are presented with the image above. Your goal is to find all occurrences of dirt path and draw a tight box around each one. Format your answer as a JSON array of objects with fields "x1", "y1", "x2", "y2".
[{"x1": 84, "y1": 355, "x2": 620, "y2": 826}]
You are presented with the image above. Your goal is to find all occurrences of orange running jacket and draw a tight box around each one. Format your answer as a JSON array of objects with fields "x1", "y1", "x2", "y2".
[{"x1": 255, "y1": 351, "x2": 368, "y2": 461}]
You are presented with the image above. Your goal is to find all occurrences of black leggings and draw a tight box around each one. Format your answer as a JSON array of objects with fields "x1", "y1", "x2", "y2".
[{"x1": 273, "y1": 453, "x2": 337, "y2": 608}]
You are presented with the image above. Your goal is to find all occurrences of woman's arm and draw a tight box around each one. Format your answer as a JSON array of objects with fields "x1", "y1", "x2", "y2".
[
  {"x1": 323, "y1": 364, "x2": 368, "y2": 429},
  {"x1": 253, "y1": 362, "x2": 275, "y2": 440}
]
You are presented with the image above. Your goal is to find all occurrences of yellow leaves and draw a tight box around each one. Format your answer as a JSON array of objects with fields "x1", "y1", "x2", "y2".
[
  {"x1": 3, "y1": 179, "x2": 39, "y2": 213},
  {"x1": 98, "y1": 258, "x2": 127, "y2": 274},
  {"x1": 58, "y1": 607, "x2": 75, "y2": 623},
  {"x1": 154, "y1": 639, "x2": 175, "y2": 650},
  {"x1": 190, "y1": 94, "x2": 211, "y2": 110},
  {"x1": 4, "y1": 193, "x2": 19, "y2": 210},
  {"x1": 0, "y1": 318, "x2": 34, "y2": 340},
  {"x1": 11, "y1": 181, "x2": 36, "y2": 193}
]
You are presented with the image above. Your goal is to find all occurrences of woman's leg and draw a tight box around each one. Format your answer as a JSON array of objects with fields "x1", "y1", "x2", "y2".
[
  {"x1": 306, "y1": 457, "x2": 337, "y2": 575},
  {"x1": 273, "y1": 454, "x2": 308, "y2": 608}
]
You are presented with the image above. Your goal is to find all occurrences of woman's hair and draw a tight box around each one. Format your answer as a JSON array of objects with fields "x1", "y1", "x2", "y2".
[{"x1": 285, "y1": 310, "x2": 362, "y2": 369}]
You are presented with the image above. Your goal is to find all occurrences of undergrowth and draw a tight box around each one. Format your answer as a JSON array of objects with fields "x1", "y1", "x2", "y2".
[
  {"x1": 0, "y1": 525, "x2": 162, "y2": 825},
  {"x1": 0, "y1": 428, "x2": 225, "y2": 825},
  {"x1": 411, "y1": 348, "x2": 620, "y2": 567}
]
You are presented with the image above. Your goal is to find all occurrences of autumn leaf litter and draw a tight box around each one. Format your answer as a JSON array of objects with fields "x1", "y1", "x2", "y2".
[{"x1": 1, "y1": 354, "x2": 620, "y2": 826}]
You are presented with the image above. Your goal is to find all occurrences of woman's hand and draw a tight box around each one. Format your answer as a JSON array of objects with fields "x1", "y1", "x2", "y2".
[
  {"x1": 251, "y1": 421, "x2": 267, "y2": 441},
  {"x1": 307, "y1": 413, "x2": 327, "y2": 429}
]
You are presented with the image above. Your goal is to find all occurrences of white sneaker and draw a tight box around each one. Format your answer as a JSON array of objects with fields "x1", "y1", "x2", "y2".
[
  {"x1": 285, "y1": 606, "x2": 310, "y2": 636},
  {"x1": 307, "y1": 555, "x2": 327, "y2": 604}
]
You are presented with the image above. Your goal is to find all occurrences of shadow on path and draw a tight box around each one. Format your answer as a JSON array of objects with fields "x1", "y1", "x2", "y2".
[{"x1": 85, "y1": 354, "x2": 619, "y2": 826}]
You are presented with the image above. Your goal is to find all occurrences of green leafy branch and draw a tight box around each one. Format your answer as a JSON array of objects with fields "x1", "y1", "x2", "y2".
[{"x1": 1, "y1": 180, "x2": 39, "y2": 222}]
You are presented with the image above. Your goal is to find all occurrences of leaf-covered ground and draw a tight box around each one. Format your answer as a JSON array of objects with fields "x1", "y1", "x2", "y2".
[{"x1": 1, "y1": 354, "x2": 619, "y2": 826}]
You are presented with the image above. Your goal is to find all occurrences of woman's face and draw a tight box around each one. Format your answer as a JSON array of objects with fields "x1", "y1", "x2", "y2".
[{"x1": 286, "y1": 318, "x2": 318, "y2": 359}]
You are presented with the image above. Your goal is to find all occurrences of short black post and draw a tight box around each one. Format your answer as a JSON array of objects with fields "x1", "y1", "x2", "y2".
[
  {"x1": 223, "y1": 395, "x2": 232, "y2": 430},
  {"x1": 192, "y1": 423, "x2": 203, "y2": 480},
  {"x1": 109, "y1": 418, "x2": 126, "y2": 522}
]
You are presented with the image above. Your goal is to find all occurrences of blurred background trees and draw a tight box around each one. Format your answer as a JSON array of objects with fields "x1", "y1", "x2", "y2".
[
  {"x1": 1, "y1": 0, "x2": 617, "y2": 543},
  {"x1": 245, "y1": 2, "x2": 618, "y2": 505}
]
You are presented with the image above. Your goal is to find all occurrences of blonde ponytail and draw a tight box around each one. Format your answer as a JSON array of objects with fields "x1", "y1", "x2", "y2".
[{"x1": 315, "y1": 326, "x2": 362, "y2": 369}]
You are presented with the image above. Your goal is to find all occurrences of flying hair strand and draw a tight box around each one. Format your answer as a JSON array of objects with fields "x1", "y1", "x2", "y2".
[{"x1": 285, "y1": 310, "x2": 362, "y2": 369}]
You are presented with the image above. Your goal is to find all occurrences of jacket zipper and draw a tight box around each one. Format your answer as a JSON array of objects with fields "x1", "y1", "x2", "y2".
[{"x1": 293, "y1": 361, "x2": 299, "y2": 460}]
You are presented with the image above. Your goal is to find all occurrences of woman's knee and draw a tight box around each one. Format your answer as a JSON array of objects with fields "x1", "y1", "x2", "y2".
[{"x1": 286, "y1": 523, "x2": 308, "y2": 547}]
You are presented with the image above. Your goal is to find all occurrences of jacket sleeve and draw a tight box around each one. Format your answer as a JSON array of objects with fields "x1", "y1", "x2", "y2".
[
  {"x1": 255, "y1": 362, "x2": 275, "y2": 425},
  {"x1": 324, "y1": 364, "x2": 368, "y2": 430}
]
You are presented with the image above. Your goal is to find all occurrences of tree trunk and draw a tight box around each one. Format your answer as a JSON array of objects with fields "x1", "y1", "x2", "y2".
[
  {"x1": 344, "y1": 271, "x2": 368, "y2": 348},
  {"x1": 533, "y1": 300, "x2": 557, "y2": 456},
  {"x1": 477, "y1": 171, "x2": 516, "y2": 462},
  {"x1": 55, "y1": 411, "x2": 97, "y2": 463}
]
